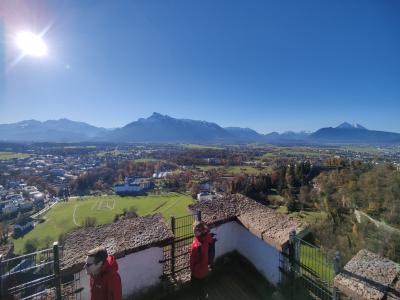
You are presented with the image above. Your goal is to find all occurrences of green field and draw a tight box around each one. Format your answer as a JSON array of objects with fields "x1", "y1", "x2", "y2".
[
  {"x1": 13, "y1": 193, "x2": 193, "y2": 253},
  {"x1": 96, "y1": 150, "x2": 122, "y2": 157},
  {"x1": 181, "y1": 144, "x2": 224, "y2": 150},
  {"x1": 341, "y1": 145, "x2": 383, "y2": 154},
  {"x1": 197, "y1": 165, "x2": 272, "y2": 174},
  {"x1": 262, "y1": 148, "x2": 329, "y2": 159},
  {"x1": 134, "y1": 158, "x2": 164, "y2": 163},
  {"x1": 289, "y1": 211, "x2": 328, "y2": 225},
  {"x1": 0, "y1": 152, "x2": 31, "y2": 160},
  {"x1": 64, "y1": 145, "x2": 97, "y2": 149}
]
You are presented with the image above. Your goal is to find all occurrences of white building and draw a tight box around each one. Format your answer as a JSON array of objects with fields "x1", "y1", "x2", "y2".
[
  {"x1": 197, "y1": 191, "x2": 213, "y2": 202},
  {"x1": 24, "y1": 186, "x2": 38, "y2": 193},
  {"x1": 5, "y1": 193, "x2": 24, "y2": 202},
  {"x1": 30, "y1": 191, "x2": 44, "y2": 202},
  {"x1": 14, "y1": 219, "x2": 34, "y2": 232},
  {"x1": 18, "y1": 183, "x2": 27, "y2": 189},
  {"x1": 152, "y1": 172, "x2": 172, "y2": 178},
  {"x1": 50, "y1": 168, "x2": 66, "y2": 176},
  {"x1": 1, "y1": 202, "x2": 19, "y2": 214},
  {"x1": 114, "y1": 183, "x2": 142, "y2": 194},
  {"x1": 114, "y1": 177, "x2": 153, "y2": 194},
  {"x1": 19, "y1": 201, "x2": 33, "y2": 211}
]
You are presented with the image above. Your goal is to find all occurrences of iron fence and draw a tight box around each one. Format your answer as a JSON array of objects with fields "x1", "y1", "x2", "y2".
[
  {"x1": 284, "y1": 230, "x2": 342, "y2": 300},
  {"x1": 160, "y1": 212, "x2": 201, "y2": 278},
  {"x1": 0, "y1": 242, "x2": 62, "y2": 299},
  {"x1": 1, "y1": 242, "x2": 82, "y2": 300}
]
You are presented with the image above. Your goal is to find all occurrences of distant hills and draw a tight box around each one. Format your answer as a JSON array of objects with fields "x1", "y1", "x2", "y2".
[
  {"x1": 103, "y1": 112, "x2": 232, "y2": 143},
  {"x1": 0, "y1": 113, "x2": 399, "y2": 145},
  {"x1": 0, "y1": 119, "x2": 107, "y2": 143},
  {"x1": 309, "y1": 122, "x2": 400, "y2": 144}
]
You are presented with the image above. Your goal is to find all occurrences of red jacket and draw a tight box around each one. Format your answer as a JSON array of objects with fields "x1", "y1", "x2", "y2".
[
  {"x1": 89, "y1": 256, "x2": 122, "y2": 300},
  {"x1": 190, "y1": 232, "x2": 212, "y2": 279}
]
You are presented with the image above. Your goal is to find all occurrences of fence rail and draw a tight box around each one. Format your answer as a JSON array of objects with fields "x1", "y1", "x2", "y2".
[
  {"x1": 0, "y1": 241, "x2": 81, "y2": 300},
  {"x1": 160, "y1": 211, "x2": 201, "y2": 279},
  {"x1": 287, "y1": 230, "x2": 342, "y2": 300}
]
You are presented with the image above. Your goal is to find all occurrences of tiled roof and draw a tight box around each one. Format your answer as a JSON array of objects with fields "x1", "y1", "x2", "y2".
[
  {"x1": 189, "y1": 194, "x2": 306, "y2": 251},
  {"x1": 334, "y1": 249, "x2": 400, "y2": 300},
  {"x1": 61, "y1": 213, "x2": 173, "y2": 275},
  {"x1": 238, "y1": 207, "x2": 305, "y2": 251}
]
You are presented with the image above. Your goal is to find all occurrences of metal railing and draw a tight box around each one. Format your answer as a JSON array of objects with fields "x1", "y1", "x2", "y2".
[
  {"x1": 0, "y1": 241, "x2": 83, "y2": 299},
  {"x1": 284, "y1": 230, "x2": 342, "y2": 300},
  {"x1": 160, "y1": 211, "x2": 201, "y2": 278},
  {"x1": 60, "y1": 272, "x2": 83, "y2": 300},
  {"x1": 0, "y1": 242, "x2": 62, "y2": 299}
]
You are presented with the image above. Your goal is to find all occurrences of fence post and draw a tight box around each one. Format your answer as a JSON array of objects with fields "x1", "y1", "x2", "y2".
[
  {"x1": 332, "y1": 251, "x2": 341, "y2": 300},
  {"x1": 53, "y1": 242, "x2": 62, "y2": 300},
  {"x1": 289, "y1": 230, "x2": 300, "y2": 278},
  {"x1": 170, "y1": 216, "x2": 176, "y2": 277},
  {"x1": 333, "y1": 251, "x2": 341, "y2": 275},
  {"x1": 196, "y1": 211, "x2": 202, "y2": 222},
  {"x1": 288, "y1": 230, "x2": 295, "y2": 275},
  {"x1": 0, "y1": 254, "x2": 3, "y2": 298}
]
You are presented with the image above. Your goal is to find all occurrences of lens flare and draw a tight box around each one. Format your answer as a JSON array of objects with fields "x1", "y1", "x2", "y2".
[{"x1": 16, "y1": 31, "x2": 48, "y2": 57}]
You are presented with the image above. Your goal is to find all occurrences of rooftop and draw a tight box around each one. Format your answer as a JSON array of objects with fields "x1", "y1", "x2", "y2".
[
  {"x1": 62, "y1": 213, "x2": 173, "y2": 274},
  {"x1": 190, "y1": 194, "x2": 306, "y2": 251},
  {"x1": 334, "y1": 249, "x2": 400, "y2": 300}
]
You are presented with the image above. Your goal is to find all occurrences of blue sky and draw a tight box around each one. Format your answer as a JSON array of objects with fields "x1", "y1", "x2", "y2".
[{"x1": 0, "y1": 0, "x2": 399, "y2": 133}]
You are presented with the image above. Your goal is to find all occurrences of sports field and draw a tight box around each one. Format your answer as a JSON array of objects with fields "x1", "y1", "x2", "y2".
[
  {"x1": 13, "y1": 192, "x2": 193, "y2": 253},
  {"x1": 0, "y1": 152, "x2": 31, "y2": 160}
]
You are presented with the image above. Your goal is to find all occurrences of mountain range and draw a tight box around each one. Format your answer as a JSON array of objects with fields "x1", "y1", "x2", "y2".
[{"x1": 0, "y1": 113, "x2": 399, "y2": 144}]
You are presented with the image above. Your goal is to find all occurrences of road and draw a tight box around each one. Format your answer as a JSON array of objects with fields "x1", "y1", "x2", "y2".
[
  {"x1": 30, "y1": 201, "x2": 58, "y2": 219},
  {"x1": 354, "y1": 209, "x2": 400, "y2": 235}
]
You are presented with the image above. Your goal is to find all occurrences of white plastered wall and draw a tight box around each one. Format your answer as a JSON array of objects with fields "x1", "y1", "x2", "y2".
[
  {"x1": 78, "y1": 247, "x2": 163, "y2": 299},
  {"x1": 211, "y1": 221, "x2": 281, "y2": 286}
]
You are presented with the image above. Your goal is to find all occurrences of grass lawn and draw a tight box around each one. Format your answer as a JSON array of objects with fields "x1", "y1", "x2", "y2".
[
  {"x1": 0, "y1": 152, "x2": 31, "y2": 160},
  {"x1": 289, "y1": 211, "x2": 328, "y2": 225},
  {"x1": 300, "y1": 243, "x2": 335, "y2": 287},
  {"x1": 13, "y1": 192, "x2": 193, "y2": 254},
  {"x1": 134, "y1": 158, "x2": 164, "y2": 162},
  {"x1": 181, "y1": 144, "x2": 224, "y2": 150},
  {"x1": 261, "y1": 147, "x2": 332, "y2": 159},
  {"x1": 196, "y1": 165, "x2": 224, "y2": 171},
  {"x1": 340, "y1": 145, "x2": 382, "y2": 154},
  {"x1": 96, "y1": 150, "x2": 122, "y2": 157},
  {"x1": 63, "y1": 145, "x2": 97, "y2": 149},
  {"x1": 196, "y1": 165, "x2": 272, "y2": 174},
  {"x1": 226, "y1": 166, "x2": 270, "y2": 174},
  {"x1": 276, "y1": 205, "x2": 288, "y2": 214}
]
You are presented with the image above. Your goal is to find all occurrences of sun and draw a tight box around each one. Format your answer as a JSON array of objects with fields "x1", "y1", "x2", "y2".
[{"x1": 16, "y1": 31, "x2": 48, "y2": 57}]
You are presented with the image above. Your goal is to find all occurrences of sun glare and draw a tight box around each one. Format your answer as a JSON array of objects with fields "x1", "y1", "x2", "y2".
[{"x1": 16, "y1": 31, "x2": 48, "y2": 57}]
